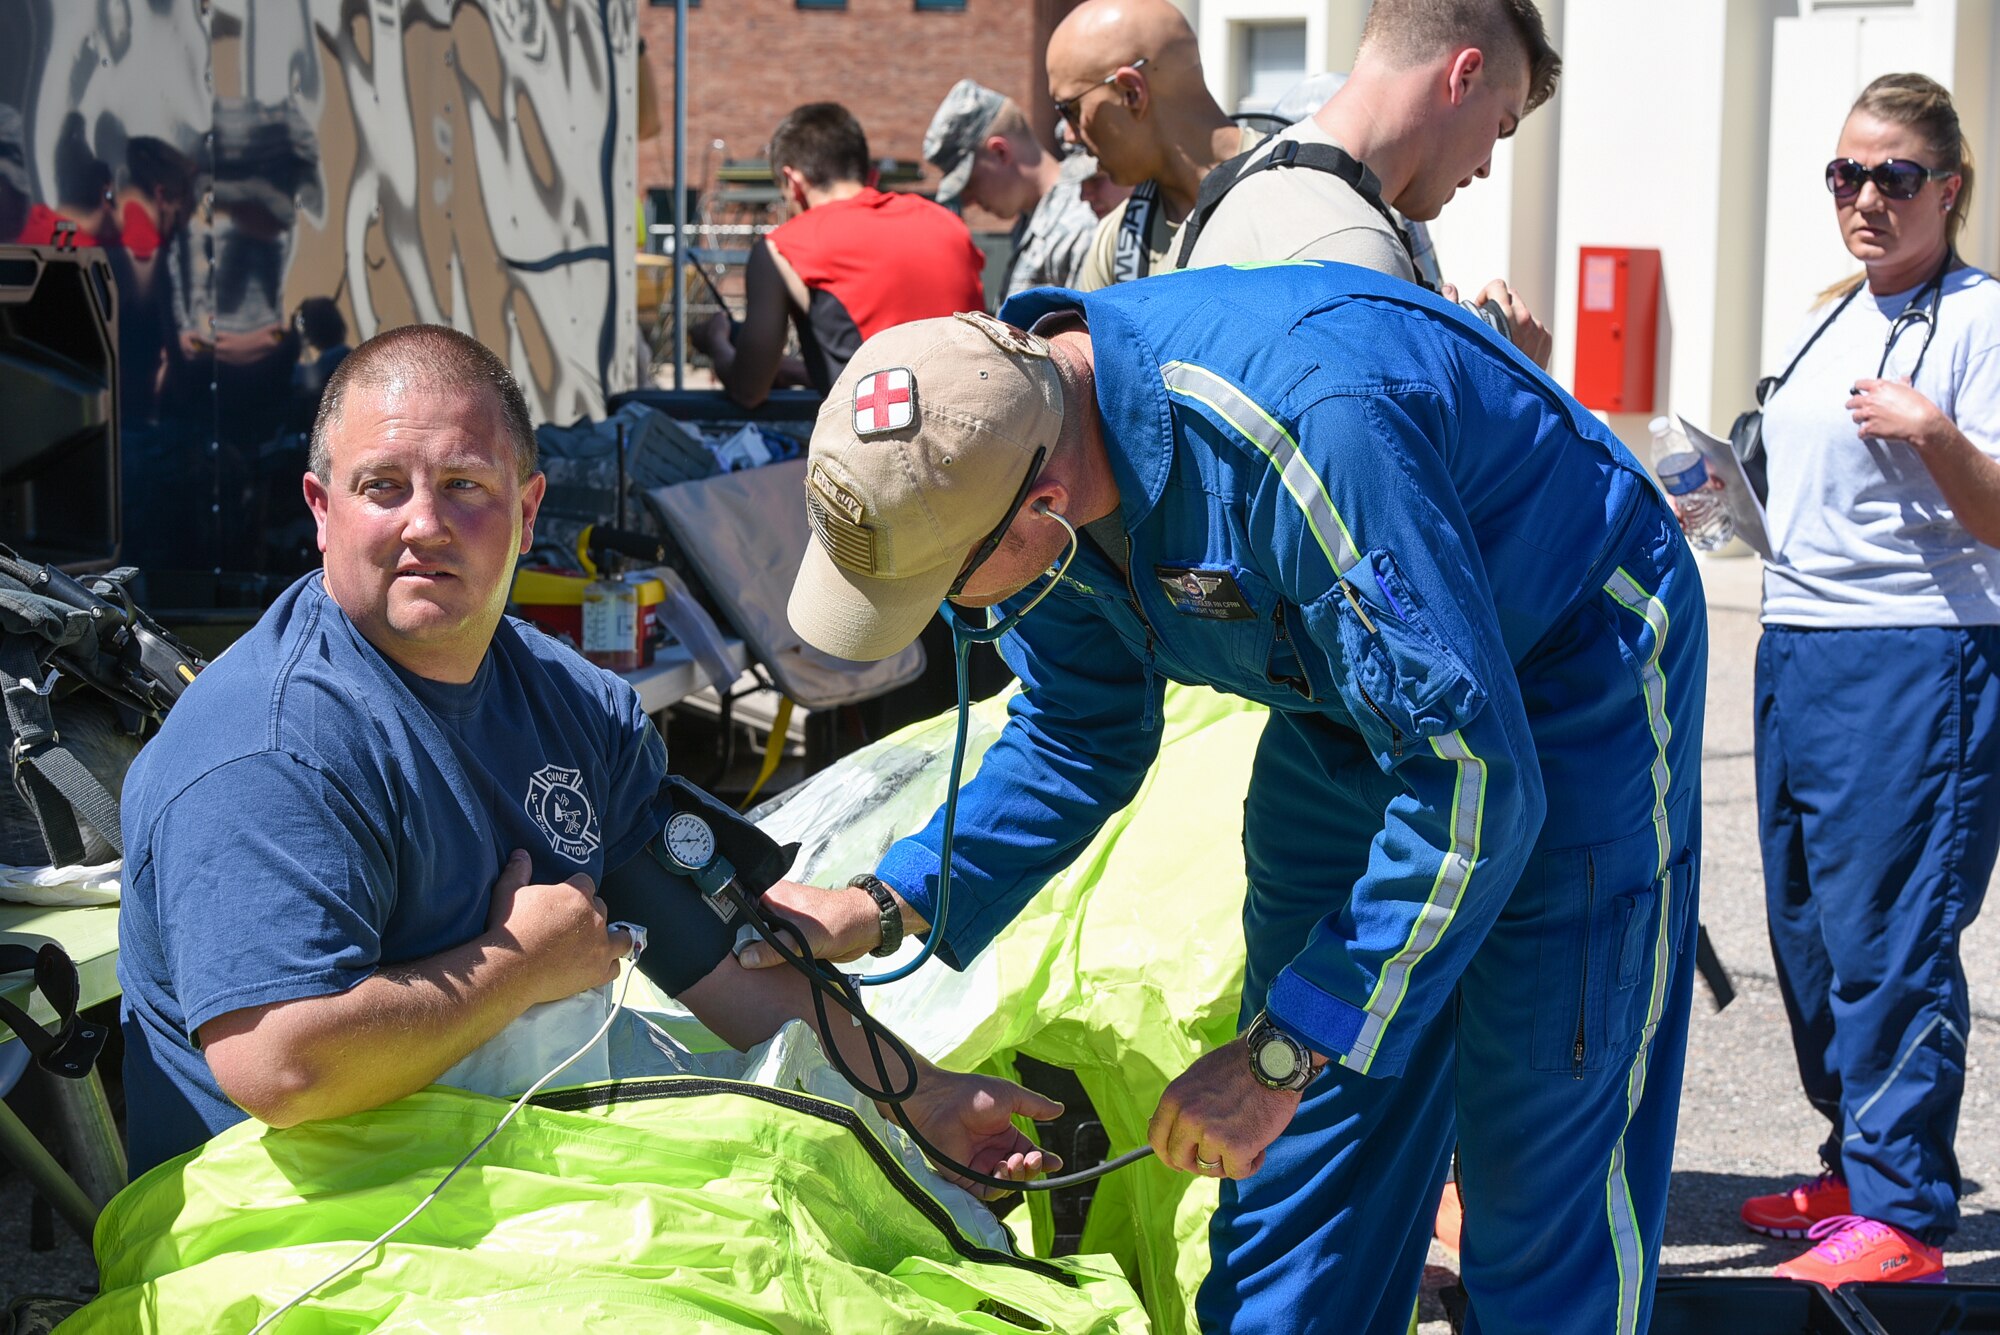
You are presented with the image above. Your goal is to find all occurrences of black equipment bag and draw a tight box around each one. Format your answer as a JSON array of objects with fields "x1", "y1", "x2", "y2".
[{"x1": 0, "y1": 547, "x2": 202, "y2": 867}]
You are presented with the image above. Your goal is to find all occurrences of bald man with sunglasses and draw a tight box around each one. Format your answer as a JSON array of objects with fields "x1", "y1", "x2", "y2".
[{"x1": 1049, "y1": 0, "x2": 1261, "y2": 290}]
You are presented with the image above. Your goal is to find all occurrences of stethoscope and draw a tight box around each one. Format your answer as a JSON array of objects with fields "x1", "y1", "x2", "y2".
[
  {"x1": 649, "y1": 499, "x2": 1155, "y2": 1194},
  {"x1": 857, "y1": 499, "x2": 1081, "y2": 988},
  {"x1": 1875, "y1": 252, "x2": 1954, "y2": 381}
]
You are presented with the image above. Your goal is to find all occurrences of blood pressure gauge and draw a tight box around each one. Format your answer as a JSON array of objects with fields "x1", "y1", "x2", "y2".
[{"x1": 663, "y1": 812, "x2": 718, "y2": 873}]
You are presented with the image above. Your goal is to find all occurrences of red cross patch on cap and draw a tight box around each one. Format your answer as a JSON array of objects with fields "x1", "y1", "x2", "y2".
[{"x1": 853, "y1": 367, "x2": 915, "y2": 435}]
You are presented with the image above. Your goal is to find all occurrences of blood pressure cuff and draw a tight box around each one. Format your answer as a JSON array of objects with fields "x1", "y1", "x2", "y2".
[{"x1": 600, "y1": 777, "x2": 800, "y2": 996}]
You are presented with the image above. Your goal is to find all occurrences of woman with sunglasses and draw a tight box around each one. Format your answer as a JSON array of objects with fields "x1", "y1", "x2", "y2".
[{"x1": 1738, "y1": 72, "x2": 2000, "y2": 1288}]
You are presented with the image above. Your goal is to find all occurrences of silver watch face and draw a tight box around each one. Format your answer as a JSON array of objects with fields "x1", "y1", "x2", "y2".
[
  {"x1": 663, "y1": 812, "x2": 716, "y2": 871},
  {"x1": 1255, "y1": 1036, "x2": 1301, "y2": 1083}
]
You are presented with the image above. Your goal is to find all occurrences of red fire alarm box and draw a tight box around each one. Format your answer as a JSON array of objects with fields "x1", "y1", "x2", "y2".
[{"x1": 1573, "y1": 247, "x2": 1662, "y2": 414}]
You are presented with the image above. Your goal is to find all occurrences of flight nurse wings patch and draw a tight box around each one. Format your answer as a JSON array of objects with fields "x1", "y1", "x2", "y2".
[{"x1": 853, "y1": 368, "x2": 915, "y2": 435}]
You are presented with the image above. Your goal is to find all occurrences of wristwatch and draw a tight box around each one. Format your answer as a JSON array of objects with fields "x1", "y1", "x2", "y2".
[
  {"x1": 1245, "y1": 1010, "x2": 1317, "y2": 1092},
  {"x1": 848, "y1": 874, "x2": 904, "y2": 958}
]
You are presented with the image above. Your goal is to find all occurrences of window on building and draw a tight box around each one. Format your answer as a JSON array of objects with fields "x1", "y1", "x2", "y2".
[
  {"x1": 796, "y1": 0, "x2": 846, "y2": 9},
  {"x1": 915, "y1": 0, "x2": 967, "y2": 9},
  {"x1": 1235, "y1": 22, "x2": 1307, "y2": 114},
  {"x1": 647, "y1": 0, "x2": 699, "y2": 7}
]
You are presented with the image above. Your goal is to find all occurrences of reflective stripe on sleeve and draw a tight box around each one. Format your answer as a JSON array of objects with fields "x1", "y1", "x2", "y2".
[
  {"x1": 1159, "y1": 358, "x2": 1487, "y2": 1074},
  {"x1": 1160, "y1": 361, "x2": 1363, "y2": 575},
  {"x1": 1345, "y1": 728, "x2": 1487, "y2": 1074}
]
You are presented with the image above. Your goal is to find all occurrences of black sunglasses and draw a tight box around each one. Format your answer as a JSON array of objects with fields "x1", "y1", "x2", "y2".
[
  {"x1": 1052, "y1": 58, "x2": 1146, "y2": 129},
  {"x1": 947, "y1": 447, "x2": 1048, "y2": 599},
  {"x1": 1825, "y1": 157, "x2": 1955, "y2": 202}
]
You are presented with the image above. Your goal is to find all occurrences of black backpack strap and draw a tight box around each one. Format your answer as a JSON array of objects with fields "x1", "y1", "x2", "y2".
[
  {"x1": 1173, "y1": 138, "x2": 1435, "y2": 291},
  {"x1": 1172, "y1": 147, "x2": 1259, "y2": 270},
  {"x1": 1112, "y1": 180, "x2": 1161, "y2": 283},
  {"x1": 0, "y1": 640, "x2": 123, "y2": 867}
]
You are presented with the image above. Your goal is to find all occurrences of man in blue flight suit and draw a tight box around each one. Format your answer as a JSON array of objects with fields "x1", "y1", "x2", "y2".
[{"x1": 759, "y1": 262, "x2": 1707, "y2": 1333}]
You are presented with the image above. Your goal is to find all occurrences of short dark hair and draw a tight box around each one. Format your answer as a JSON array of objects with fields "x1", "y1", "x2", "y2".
[
  {"x1": 1360, "y1": 0, "x2": 1562, "y2": 116},
  {"x1": 309, "y1": 324, "x2": 537, "y2": 483},
  {"x1": 769, "y1": 102, "x2": 870, "y2": 190},
  {"x1": 296, "y1": 296, "x2": 348, "y2": 351},
  {"x1": 54, "y1": 113, "x2": 112, "y2": 213},
  {"x1": 124, "y1": 137, "x2": 195, "y2": 211}
]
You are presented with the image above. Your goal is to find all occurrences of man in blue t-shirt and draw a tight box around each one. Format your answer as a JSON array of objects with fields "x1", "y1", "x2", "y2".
[{"x1": 116, "y1": 324, "x2": 1061, "y2": 1185}]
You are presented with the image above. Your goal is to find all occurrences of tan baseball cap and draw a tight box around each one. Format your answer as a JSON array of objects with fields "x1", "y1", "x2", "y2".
[{"x1": 789, "y1": 311, "x2": 1065, "y2": 662}]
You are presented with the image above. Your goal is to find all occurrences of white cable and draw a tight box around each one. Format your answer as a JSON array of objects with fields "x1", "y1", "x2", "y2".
[{"x1": 248, "y1": 925, "x2": 650, "y2": 1334}]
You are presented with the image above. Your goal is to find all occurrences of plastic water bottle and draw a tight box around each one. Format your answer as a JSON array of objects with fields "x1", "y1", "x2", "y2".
[{"x1": 1649, "y1": 416, "x2": 1734, "y2": 552}]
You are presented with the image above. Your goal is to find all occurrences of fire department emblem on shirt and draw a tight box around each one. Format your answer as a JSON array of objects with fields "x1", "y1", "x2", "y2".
[
  {"x1": 525, "y1": 764, "x2": 601, "y2": 865},
  {"x1": 853, "y1": 368, "x2": 915, "y2": 435}
]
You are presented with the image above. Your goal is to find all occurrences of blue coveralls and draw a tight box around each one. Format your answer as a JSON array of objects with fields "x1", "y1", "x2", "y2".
[
  {"x1": 873, "y1": 263, "x2": 1708, "y2": 1334},
  {"x1": 1759, "y1": 624, "x2": 2000, "y2": 1244}
]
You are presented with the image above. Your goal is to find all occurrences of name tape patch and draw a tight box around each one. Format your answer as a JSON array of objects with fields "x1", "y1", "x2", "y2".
[{"x1": 1154, "y1": 565, "x2": 1256, "y2": 620}]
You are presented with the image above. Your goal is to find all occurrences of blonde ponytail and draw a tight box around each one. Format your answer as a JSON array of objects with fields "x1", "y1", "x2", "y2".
[{"x1": 1814, "y1": 72, "x2": 1972, "y2": 307}]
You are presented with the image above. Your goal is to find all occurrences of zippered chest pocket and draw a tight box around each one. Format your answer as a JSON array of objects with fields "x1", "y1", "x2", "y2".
[
  {"x1": 1297, "y1": 549, "x2": 1487, "y2": 760},
  {"x1": 1528, "y1": 793, "x2": 1692, "y2": 1074}
]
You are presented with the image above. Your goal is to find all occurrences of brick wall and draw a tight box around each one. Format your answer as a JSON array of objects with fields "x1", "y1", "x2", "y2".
[{"x1": 638, "y1": 0, "x2": 1080, "y2": 220}]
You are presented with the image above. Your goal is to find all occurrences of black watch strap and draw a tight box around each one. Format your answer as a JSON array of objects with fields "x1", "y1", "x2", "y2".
[{"x1": 849, "y1": 874, "x2": 904, "y2": 958}]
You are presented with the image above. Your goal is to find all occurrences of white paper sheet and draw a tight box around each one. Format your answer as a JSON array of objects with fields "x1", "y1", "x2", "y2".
[{"x1": 1679, "y1": 416, "x2": 1774, "y2": 559}]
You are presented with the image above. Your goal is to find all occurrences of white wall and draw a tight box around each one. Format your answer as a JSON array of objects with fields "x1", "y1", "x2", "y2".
[
  {"x1": 1545, "y1": 0, "x2": 1738, "y2": 448},
  {"x1": 1187, "y1": 0, "x2": 1996, "y2": 452},
  {"x1": 1191, "y1": 0, "x2": 1369, "y2": 112}
]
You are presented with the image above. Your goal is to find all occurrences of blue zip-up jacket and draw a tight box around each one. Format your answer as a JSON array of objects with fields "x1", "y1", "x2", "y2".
[{"x1": 875, "y1": 261, "x2": 1674, "y2": 1079}]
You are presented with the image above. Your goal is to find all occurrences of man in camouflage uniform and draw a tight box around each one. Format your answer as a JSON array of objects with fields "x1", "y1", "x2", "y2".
[{"x1": 924, "y1": 79, "x2": 1099, "y2": 299}]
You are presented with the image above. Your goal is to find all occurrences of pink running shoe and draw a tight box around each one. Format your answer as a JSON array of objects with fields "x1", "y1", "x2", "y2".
[
  {"x1": 1773, "y1": 1215, "x2": 1946, "y2": 1288},
  {"x1": 1740, "y1": 1172, "x2": 1851, "y2": 1239}
]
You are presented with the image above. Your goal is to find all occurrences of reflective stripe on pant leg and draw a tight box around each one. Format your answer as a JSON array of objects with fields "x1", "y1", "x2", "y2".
[{"x1": 1601, "y1": 565, "x2": 1676, "y2": 1335}]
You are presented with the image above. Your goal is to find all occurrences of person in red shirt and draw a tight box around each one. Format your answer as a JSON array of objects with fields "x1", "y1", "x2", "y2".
[
  {"x1": 696, "y1": 103, "x2": 986, "y2": 407},
  {"x1": 18, "y1": 165, "x2": 114, "y2": 247},
  {"x1": 117, "y1": 137, "x2": 195, "y2": 263},
  {"x1": 18, "y1": 113, "x2": 117, "y2": 247}
]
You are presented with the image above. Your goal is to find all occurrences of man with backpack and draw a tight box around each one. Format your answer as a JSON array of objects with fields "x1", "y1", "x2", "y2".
[{"x1": 1177, "y1": 0, "x2": 1560, "y2": 369}]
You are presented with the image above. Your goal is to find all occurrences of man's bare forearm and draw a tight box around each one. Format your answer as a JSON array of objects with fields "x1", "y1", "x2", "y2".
[
  {"x1": 198, "y1": 933, "x2": 544, "y2": 1128},
  {"x1": 677, "y1": 953, "x2": 922, "y2": 1090}
]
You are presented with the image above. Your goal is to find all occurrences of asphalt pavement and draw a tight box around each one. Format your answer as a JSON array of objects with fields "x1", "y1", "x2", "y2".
[
  {"x1": 1662, "y1": 553, "x2": 2000, "y2": 1280},
  {"x1": 1412, "y1": 552, "x2": 2000, "y2": 1331}
]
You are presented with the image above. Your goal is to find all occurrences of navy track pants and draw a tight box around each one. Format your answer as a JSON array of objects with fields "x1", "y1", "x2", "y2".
[
  {"x1": 1757, "y1": 623, "x2": 2000, "y2": 1245},
  {"x1": 1200, "y1": 517, "x2": 1705, "y2": 1334}
]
